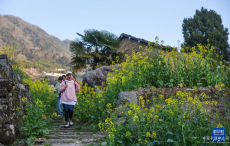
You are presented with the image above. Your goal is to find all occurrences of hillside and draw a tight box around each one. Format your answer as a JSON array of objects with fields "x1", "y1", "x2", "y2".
[{"x1": 0, "y1": 14, "x2": 72, "y2": 72}]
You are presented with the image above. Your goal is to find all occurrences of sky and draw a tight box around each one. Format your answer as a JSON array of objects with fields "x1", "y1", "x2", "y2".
[{"x1": 0, "y1": 0, "x2": 230, "y2": 48}]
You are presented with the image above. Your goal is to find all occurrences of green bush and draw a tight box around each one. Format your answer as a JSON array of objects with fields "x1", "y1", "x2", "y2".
[{"x1": 100, "y1": 91, "x2": 230, "y2": 145}]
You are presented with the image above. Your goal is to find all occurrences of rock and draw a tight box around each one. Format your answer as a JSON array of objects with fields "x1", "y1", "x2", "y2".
[
  {"x1": 18, "y1": 84, "x2": 25, "y2": 91},
  {"x1": 0, "y1": 55, "x2": 32, "y2": 145},
  {"x1": 0, "y1": 124, "x2": 15, "y2": 144},
  {"x1": 82, "y1": 66, "x2": 112, "y2": 88},
  {"x1": 16, "y1": 141, "x2": 25, "y2": 146},
  {"x1": 133, "y1": 88, "x2": 154, "y2": 100},
  {"x1": 82, "y1": 64, "x2": 122, "y2": 88},
  {"x1": 116, "y1": 106, "x2": 129, "y2": 117},
  {"x1": 117, "y1": 91, "x2": 137, "y2": 105},
  {"x1": 117, "y1": 117, "x2": 127, "y2": 125}
]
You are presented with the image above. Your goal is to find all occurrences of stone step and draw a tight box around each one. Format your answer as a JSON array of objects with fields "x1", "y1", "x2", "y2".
[
  {"x1": 46, "y1": 135, "x2": 78, "y2": 139},
  {"x1": 58, "y1": 125, "x2": 89, "y2": 130},
  {"x1": 49, "y1": 130, "x2": 105, "y2": 135},
  {"x1": 59, "y1": 125, "x2": 81, "y2": 130},
  {"x1": 35, "y1": 138, "x2": 77, "y2": 144},
  {"x1": 51, "y1": 120, "x2": 81, "y2": 124},
  {"x1": 53, "y1": 116, "x2": 64, "y2": 120},
  {"x1": 35, "y1": 138, "x2": 106, "y2": 145},
  {"x1": 49, "y1": 129, "x2": 75, "y2": 133},
  {"x1": 52, "y1": 125, "x2": 89, "y2": 129},
  {"x1": 51, "y1": 141, "x2": 107, "y2": 146},
  {"x1": 59, "y1": 132, "x2": 95, "y2": 135},
  {"x1": 34, "y1": 117, "x2": 107, "y2": 146},
  {"x1": 46, "y1": 134, "x2": 106, "y2": 140}
]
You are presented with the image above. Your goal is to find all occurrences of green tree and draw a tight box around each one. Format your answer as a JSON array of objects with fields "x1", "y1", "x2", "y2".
[
  {"x1": 70, "y1": 29, "x2": 122, "y2": 71},
  {"x1": 182, "y1": 7, "x2": 229, "y2": 60}
]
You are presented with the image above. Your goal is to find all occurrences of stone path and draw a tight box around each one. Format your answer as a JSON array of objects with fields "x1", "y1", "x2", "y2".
[{"x1": 18, "y1": 116, "x2": 107, "y2": 146}]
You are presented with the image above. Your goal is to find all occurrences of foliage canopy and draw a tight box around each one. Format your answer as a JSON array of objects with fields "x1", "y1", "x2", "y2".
[
  {"x1": 70, "y1": 29, "x2": 122, "y2": 71},
  {"x1": 182, "y1": 7, "x2": 229, "y2": 60}
]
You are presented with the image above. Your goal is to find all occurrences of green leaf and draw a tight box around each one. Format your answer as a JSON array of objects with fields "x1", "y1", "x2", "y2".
[
  {"x1": 192, "y1": 137, "x2": 198, "y2": 140},
  {"x1": 117, "y1": 140, "x2": 123, "y2": 143},
  {"x1": 167, "y1": 139, "x2": 174, "y2": 142},
  {"x1": 159, "y1": 119, "x2": 164, "y2": 122},
  {"x1": 149, "y1": 140, "x2": 161, "y2": 145},
  {"x1": 43, "y1": 128, "x2": 49, "y2": 134},
  {"x1": 188, "y1": 133, "x2": 194, "y2": 142},
  {"x1": 167, "y1": 131, "x2": 174, "y2": 135}
]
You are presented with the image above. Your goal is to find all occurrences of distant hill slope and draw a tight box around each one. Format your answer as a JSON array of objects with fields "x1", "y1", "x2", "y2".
[{"x1": 0, "y1": 14, "x2": 72, "y2": 71}]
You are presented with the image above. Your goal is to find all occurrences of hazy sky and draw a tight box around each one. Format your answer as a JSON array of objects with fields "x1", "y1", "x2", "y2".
[{"x1": 0, "y1": 0, "x2": 230, "y2": 47}]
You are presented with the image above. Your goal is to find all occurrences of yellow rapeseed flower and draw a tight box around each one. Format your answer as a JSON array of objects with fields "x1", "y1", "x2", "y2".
[
  {"x1": 22, "y1": 97, "x2": 27, "y2": 103},
  {"x1": 201, "y1": 92, "x2": 207, "y2": 99},
  {"x1": 133, "y1": 114, "x2": 138, "y2": 121},
  {"x1": 217, "y1": 123, "x2": 223, "y2": 128},
  {"x1": 126, "y1": 131, "x2": 131, "y2": 137},
  {"x1": 212, "y1": 100, "x2": 217, "y2": 106},
  {"x1": 221, "y1": 84, "x2": 225, "y2": 88},
  {"x1": 52, "y1": 112, "x2": 57, "y2": 117},
  {"x1": 98, "y1": 122, "x2": 102, "y2": 129},
  {"x1": 152, "y1": 133, "x2": 157, "y2": 137},
  {"x1": 146, "y1": 132, "x2": 151, "y2": 137},
  {"x1": 159, "y1": 94, "x2": 164, "y2": 99},
  {"x1": 149, "y1": 107, "x2": 154, "y2": 113},
  {"x1": 128, "y1": 110, "x2": 133, "y2": 116},
  {"x1": 183, "y1": 113, "x2": 189, "y2": 118}
]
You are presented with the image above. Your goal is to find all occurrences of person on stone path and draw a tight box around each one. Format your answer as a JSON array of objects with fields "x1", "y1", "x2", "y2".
[
  {"x1": 59, "y1": 71, "x2": 80, "y2": 128},
  {"x1": 60, "y1": 75, "x2": 67, "y2": 114},
  {"x1": 72, "y1": 75, "x2": 80, "y2": 88},
  {"x1": 72, "y1": 75, "x2": 76, "y2": 81},
  {"x1": 54, "y1": 76, "x2": 63, "y2": 116},
  {"x1": 62, "y1": 75, "x2": 66, "y2": 81}
]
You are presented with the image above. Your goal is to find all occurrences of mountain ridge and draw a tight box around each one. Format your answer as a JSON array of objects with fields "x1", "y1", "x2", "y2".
[{"x1": 0, "y1": 14, "x2": 72, "y2": 72}]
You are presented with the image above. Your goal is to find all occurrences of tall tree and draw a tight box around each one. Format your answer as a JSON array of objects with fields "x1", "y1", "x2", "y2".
[
  {"x1": 70, "y1": 29, "x2": 122, "y2": 71},
  {"x1": 182, "y1": 7, "x2": 229, "y2": 60}
]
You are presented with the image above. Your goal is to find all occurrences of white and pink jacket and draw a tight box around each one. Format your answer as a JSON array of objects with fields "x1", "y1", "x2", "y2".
[{"x1": 59, "y1": 80, "x2": 80, "y2": 105}]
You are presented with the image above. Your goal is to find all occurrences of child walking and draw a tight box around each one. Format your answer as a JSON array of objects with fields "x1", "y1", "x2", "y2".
[
  {"x1": 54, "y1": 76, "x2": 63, "y2": 116},
  {"x1": 59, "y1": 71, "x2": 80, "y2": 128}
]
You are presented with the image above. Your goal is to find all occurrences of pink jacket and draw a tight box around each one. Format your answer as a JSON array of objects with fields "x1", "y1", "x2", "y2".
[{"x1": 59, "y1": 80, "x2": 80, "y2": 105}]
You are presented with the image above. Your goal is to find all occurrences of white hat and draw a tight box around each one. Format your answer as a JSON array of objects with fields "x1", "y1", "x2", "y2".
[{"x1": 66, "y1": 71, "x2": 72, "y2": 75}]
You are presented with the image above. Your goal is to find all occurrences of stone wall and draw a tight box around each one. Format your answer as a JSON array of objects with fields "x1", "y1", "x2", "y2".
[
  {"x1": 0, "y1": 55, "x2": 32, "y2": 145},
  {"x1": 116, "y1": 87, "x2": 230, "y2": 118}
]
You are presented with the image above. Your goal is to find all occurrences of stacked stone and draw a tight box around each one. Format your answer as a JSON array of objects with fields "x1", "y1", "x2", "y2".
[{"x1": 0, "y1": 55, "x2": 32, "y2": 145}]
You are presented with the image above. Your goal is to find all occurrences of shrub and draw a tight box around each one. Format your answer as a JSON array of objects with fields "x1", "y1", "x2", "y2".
[
  {"x1": 106, "y1": 41, "x2": 230, "y2": 99},
  {"x1": 20, "y1": 78, "x2": 57, "y2": 144},
  {"x1": 74, "y1": 84, "x2": 115, "y2": 124},
  {"x1": 100, "y1": 91, "x2": 230, "y2": 145}
]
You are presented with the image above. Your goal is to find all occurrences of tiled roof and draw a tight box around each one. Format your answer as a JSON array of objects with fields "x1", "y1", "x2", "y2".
[{"x1": 119, "y1": 33, "x2": 176, "y2": 51}]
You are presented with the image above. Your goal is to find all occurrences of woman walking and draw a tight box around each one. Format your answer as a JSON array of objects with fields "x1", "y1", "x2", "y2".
[{"x1": 59, "y1": 71, "x2": 80, "y2": 128}]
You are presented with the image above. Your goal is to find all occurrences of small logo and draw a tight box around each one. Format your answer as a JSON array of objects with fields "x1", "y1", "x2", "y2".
[{"x1": 212, "y1": 128, "x2": 225, "y2": 142}]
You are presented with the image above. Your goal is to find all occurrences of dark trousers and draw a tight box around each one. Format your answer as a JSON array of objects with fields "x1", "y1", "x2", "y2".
[{"x1": 62, "y1": 104, "x2": 74, "y2": 122}]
